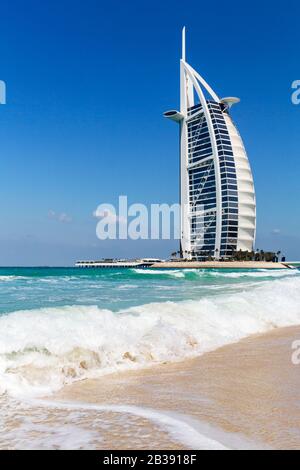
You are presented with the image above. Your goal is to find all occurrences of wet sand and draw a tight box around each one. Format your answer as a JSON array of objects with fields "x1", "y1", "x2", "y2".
[{"x1": 54, "y1": 325, "x2": 300, "y2": 450}]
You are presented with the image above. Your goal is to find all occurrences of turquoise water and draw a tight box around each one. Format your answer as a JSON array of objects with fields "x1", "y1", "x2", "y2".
[
  {"x1": 0, "y1": 266, "x2": 299, "y2": 315},
  {"x1": 0, "y1": 266, "x2": 300, "y2": 397}
]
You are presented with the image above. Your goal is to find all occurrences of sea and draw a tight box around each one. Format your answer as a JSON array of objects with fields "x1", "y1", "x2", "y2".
[{"x1": 0, "y1": 266, "x2": 300, "y2": 449}]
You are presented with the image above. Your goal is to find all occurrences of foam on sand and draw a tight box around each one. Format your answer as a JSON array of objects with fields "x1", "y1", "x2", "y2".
[{"x1": 27, "y1": 399, "x2": 229, "y2": 450}]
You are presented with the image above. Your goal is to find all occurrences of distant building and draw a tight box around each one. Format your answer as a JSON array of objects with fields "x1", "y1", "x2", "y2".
[{"x1": 164, "y1": 28, "x2": 256, "y2": 260}]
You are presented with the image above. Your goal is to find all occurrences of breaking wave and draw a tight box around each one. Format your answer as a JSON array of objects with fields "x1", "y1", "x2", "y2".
[
  {"x1": 0, "y1": 275, "x2": 300, "y2": 397},
  {"x1": 208, "y1": 269, "x2": 298, "y2": 279},
  {"x1": 0, "y1": 276, "x2": 24, "y2": 282},
  {"x1": 132, "y1": 268, "x2": 297, "y2": 280},
  {"x1": 133, "y1": 269, "x2": 186, "y2": 278}
]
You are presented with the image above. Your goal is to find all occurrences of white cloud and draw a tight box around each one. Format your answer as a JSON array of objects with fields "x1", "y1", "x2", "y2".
[
  {"x1": 58, "y1": 213, "x2": 73, "y2": 223},
  {"x1": 48, "y1": 210, "x2": 73, "y2": 224},
  {"x1": 272, "y1": 229, "x2": 281, "y2": 234}
]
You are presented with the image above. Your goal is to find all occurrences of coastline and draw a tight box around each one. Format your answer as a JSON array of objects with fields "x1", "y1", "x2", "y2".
[
  {"x1": 52, "y1": 325, "x2": 300, "y2": 450},
  {"x1": 151, "y1": 261, "x2": 291, "y2": 269},
  {"x1": 74, "y1": 261, "x2": 292, "y2": 270}
]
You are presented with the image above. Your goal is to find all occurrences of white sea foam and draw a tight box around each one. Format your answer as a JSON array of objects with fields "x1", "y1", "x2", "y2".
[
  {"x1": 0, "y1": 275, "x2": 300, "y2": 397},
  {"x1": 0, "y1": 276, "x2": 22, "y2": 282},
  {"x1": 209, "y1": 269, "x2": 298, "y2": 279},
  {"x1": 133, "y1": 269, "x2": 186, "y2": 278},
  {"x1": 118, "y1": 284, "x2": 139, "y2": 290},
  {"x1": 133, "y1": 268, "x2": 298, "y2": 280},
  {"x1": 2, "y1": 417, "x2": 100, "y2": 450},
  {"x1": 0, "y1": 395, "x2": 228, "y2": 450},
  {"x1": 27, "y1": 399, "x2": 229, "y2": 450}
]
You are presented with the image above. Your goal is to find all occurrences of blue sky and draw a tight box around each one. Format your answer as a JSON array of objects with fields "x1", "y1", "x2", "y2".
[{"x1": 0, "y1": 0, "x2": 299, "y2": 265}]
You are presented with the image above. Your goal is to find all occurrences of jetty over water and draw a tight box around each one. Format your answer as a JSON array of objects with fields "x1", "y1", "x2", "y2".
[{"x1": 75, "y1": 259, "x2": 162, "y2": 268}]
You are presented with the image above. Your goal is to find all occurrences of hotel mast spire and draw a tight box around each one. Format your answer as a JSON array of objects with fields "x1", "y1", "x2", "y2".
[{"x1": 182, "y1": 26, "x2": 186, "y2": 61}]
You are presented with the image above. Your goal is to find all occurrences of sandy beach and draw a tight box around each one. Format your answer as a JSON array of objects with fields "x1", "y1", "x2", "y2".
[
  {"x1": 52, "y1": 325, "x2": 300, "y2": 450},
  {"x1": 151, "y1": 261, "x2": 290, "y2": 269},
  {"x1": 1, "y1": 324, "x2": 300, "y2": 450}
]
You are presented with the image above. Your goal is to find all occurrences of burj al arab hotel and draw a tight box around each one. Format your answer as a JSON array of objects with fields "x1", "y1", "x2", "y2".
[{"x1": 164, "y1": 28, "x2": 256, "y2": 260}]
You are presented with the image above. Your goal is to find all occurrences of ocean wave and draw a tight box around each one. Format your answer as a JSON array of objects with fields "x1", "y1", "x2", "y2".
[
  {"x1": 0, "y1": 275, "x2": 300, "y2": 397},
  {"x1": 0, "y1": 276, "x2": 17, "y2": 282},
  {"x1": 132, "y1": 267, "x2": 298, "y2": 281},
  {"x1": 0, "y1": 275, "x2": 36, "y2": 282},
  {"x1": 132, "y1": 269, "x2": 186, "y2": 278},
  {"x1": 0, "y1": 276, "x2": 21, "y2": 282}
]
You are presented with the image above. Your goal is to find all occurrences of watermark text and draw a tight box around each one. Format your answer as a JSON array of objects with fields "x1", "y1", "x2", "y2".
[
  {"x1": 0, "y1": 80, "x2": 6, "y2": 104},
  {"x1": 292, "y1": 340, "x2": 300, "y2": 365},
  {"x1": 291, "y1": 80, "x2": 300, "y2": 105},
  {"x1": 94, "y1": 196, "x2": 184, "y2": 241}
]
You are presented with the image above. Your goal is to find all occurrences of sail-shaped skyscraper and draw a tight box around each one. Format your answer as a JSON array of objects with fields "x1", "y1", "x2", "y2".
[{"x1": 164, "y1": 28, "x2": 256, "y2": 260}]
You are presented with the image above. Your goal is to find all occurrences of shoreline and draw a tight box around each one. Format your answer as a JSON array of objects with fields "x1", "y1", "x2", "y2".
[
  {"x1": 73, "y1": 261, "x2": 293, "y2": 270},
  {"x1": 53, "y1": 325, "x2": 300, "y2": 450},
  {"x1": 151, "y1": 261, "x2": 291, "y2": 269}
]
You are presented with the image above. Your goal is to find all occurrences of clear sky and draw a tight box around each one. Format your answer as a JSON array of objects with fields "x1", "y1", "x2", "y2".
[{"x1": 0, "y1": 0, "x2": 299, "y2": 265}]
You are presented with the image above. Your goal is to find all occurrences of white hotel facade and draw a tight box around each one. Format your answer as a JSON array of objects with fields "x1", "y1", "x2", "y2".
[{"x1": 164, "y1": 28, "x2": 256, "y2": 260}]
